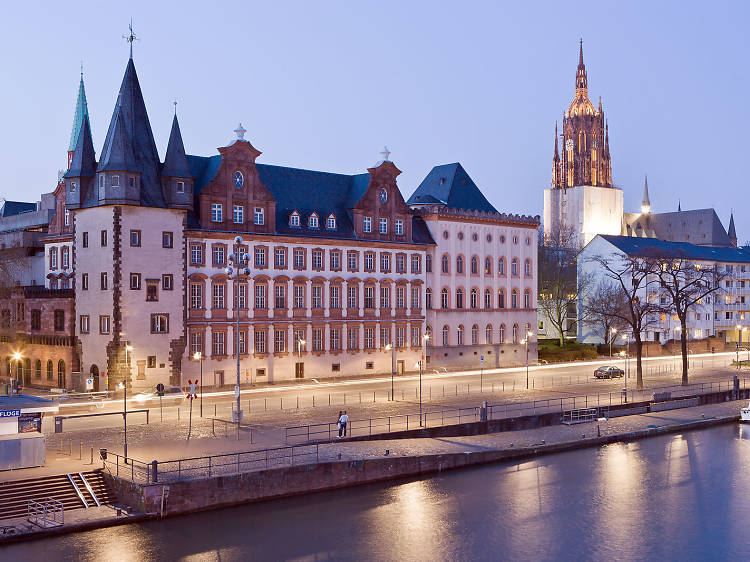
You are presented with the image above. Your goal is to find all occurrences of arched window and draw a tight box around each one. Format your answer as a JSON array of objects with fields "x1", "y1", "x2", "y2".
[
  {"x1": 471, "y1": 256, "x2": 478, "y2": 275},
  {"x1": 484, "y1": 289, "x2": 492, "y2": 309},
  {"x1": 50, "y1": 247, "x2": 58, "y2": 269},
  {"x1": 485, "y1": 324, "x2": 493, "y2": 344},
  {"x1": 441, "y1": 288, "x2": 449, "y2": 308},
  {"x1": 442, "y1": 325, "x2": 450, "y2": 346},
  {"x1": 456, "y1": 288, "x2": 464, "y2": 309},
  {"x1": 46, "y1": 360, "x2": 53, "y2": 381},
  {"x1": 485, "y1": 257, "x2": 492, "y2": 275},
  {"x1": 513, "y1": 324, "x2": 519, "y2": 343},
  {"x1": 511, "y1": 289, "x2": 519, "y2": 309},
  {"x1": 511, "y1": 258, "x2": 519, "y2": 276},
  {"x1": 441, "y1": 254, "x2": 450, "y2": 273},
  {"x1": 498, "y1": 289, "x2": 505, "y2": 309},
  {"x1": 426, "y1": 288, "x2": 432, "y2": 309},
  {"x1": 471, "y1": 324, "x2": 478, "y2": 345},
  {"x1": 456, "y1": 255, "x2": 464, "y2": 274},
  {"x1": 457, "y1": 325, "x2": 464, "y2": 345},
  {"x1": 498, "y1": 257, "x2": 505, "y2": 276},
  {"x1": 499, "y1": 324, "x2": 505, "y2": 343},
  {"x1": 58, "y1": 360, "x2": 66, "y2": 387},
  {"x1": 35, "y1": 359, "x2": 42, "y2": 379},
  {"x1": 62, "y1": 247, "x2": 69, "y2": 269},
  {"x1": 524, "y1": 259, "x2": 531, "y2": 277},
  {"x1": 470, "y1": 288, "x2": 478, "y2": 309},
  {"x1": 426, "y1": 255, "x2": 432, "y2": 272},
  {"x1": 524, "y1": 289, "x2": 531, "y2": 309}
]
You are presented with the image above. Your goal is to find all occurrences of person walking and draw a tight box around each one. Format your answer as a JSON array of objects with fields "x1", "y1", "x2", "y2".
[
  {"x1": 337, "y1": 411, "x2": 343, "y2": 438},
  {"x1": 338, "y1": 411, "x2": 349, "y2": 438}
]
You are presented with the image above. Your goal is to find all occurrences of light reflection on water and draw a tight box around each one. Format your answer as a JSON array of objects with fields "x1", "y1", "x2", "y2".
[{"x1": 3, "y1": 424, "x2": 750, "y2": 561}]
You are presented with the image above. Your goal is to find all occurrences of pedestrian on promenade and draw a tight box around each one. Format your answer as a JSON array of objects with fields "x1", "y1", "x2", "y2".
[
  {"x1": 339, "y1": 411, "x2": 349, "y2": 437},
  {"x1": 337, "y1": 411, "x2": 343, "y2": 438}
]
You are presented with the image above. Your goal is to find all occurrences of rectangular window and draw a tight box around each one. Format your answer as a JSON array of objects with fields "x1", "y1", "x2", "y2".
[
  {"x1": 62, "y1": 248, "x2": 69, "y2": 269},
  {"x1": 99, "y1": 315, "x2": 110, "y2": 334},
  {"x1": 363, "y1": 216, "x2": 372, "y2": 233},
  {"x1": 233, "y1": 205, "x2": 244, "y2": 224},
  {"x1": 190, "y1": 283, "x2": 203, "y2": 309},
  {"x1": 255, "y1": 284, "x2": 267, "y2": 309},
  {"x1": 347, "y1": 286, "x2": 357, "y2": 309},
  {"x1": 64, "y1": 208, "x2": 70, "y2": 227},
  {"x1": 238, "y1": 331, "x2": 247, "y2": 355},
  {"x1": 211, "y1": 203, "x2": 223, "y2": 222},
  {"x1": 395, "y1": 219, "x2": 403, "y2": 235},
  {"x1": 364, "y1": 253, "x2": 374, "y2": 272},
  {"x1": 31, "y1": 309, "x2": 41, "y2": 331},
  {"x1": 213, "y1": 284, "x2": 225, "y2": 309},
  {"x1": 255, "y1": 247, "x2": 267, "y2": 268},
  {"x1": 82, "y1": 273, "x2": 88, "y2": 290},
  {"x1": 396, "y1": 287, "x2": 405, "y2": 309},
  {"x1": 274, "y1": 330, "x2": 286, "y2": 353},
  {"x1": 255, "y1": 330, "x2": 266, "y2": 354},
  {"x1": 130, "y1": 273, "x2": 141, "y2": 290},
  {"x1": 146, "y1": 281, "x2": 158, "y2": 302},
  {"x1": 294, "y1": 249, "x2": 305, "y2": 269},
  {"x1": 254, "y1": 207, "x2": 264, "y2": 225},
  {"x1": 112, "y1": 175, "x2": 120, "y2": 187},
  {"x1": 50, "y1": 249, "x2": 57, "y2": 269},
  {"x1": 365, "y1": 328, "x2": 374, "y2": 349},
  {"x1": 411, "y1": 287, "x2": 420, "y2": 309},
  {"x1": 380, "y1": 253, "x2": 390, "y2": 272},
  {"x1": 162, "y1": 274, "x2": 173, "y2": 291},
  {"x1": 275, "y1": 284, "x2": 286, "y2": 309},
  {"x1": 289, "y1": 213, "x2": 300, "y2": 227},
  {"x1": 294, "y1": 285, "x2": 305, "y2": 309},
  {"x1": 348, "y1": 251, "x2": 358, "y2": 271},
  {"x1": 412, "y1": 326, "x2": 420, "y2": 346},
  {"x1": 330, "y1": 251, "x2": 341, "y2": 271},
  {"x1": 380, "y1": 286, "x2": 390, "y2": 309},
  {"x1": 100, "y1": 272, "x2": 108, "y2": 290},
  {"x1": 190, "y1": 332, "x2": 203, "y2": 355},
  {"x1": 380, "y1": 327, "x2": 390, "y2": 347},
  {"x1": 330, "y1": 286, "x2": 340, "y2": 309},
  {"x1": 396, "y1": 254, "x2": 405, "y2": 273},
  {"x1": 213, "y1": 245, "x2": 226, "y2": 267},
  {"x1": 150, "y1": 314, "x2": 169, "y2": 334},
  {"x1": 147, "y1": 356, "x2": 157, "y2": 368},
  {"x1": 235, "y1": 283, "x2": 247, "y2": 309},
  {"x1": 80, "y1": 315, "x2": 90, "y2": 334},
  {"x1": 313, "y1": 329, "x2": 323, "y2": 351},
  {"x1": 330, "y1": 328, "x2": 341, "y2": 350},
  {"x1": 82, "y1": 232, "x2": 88, "y2": 248},
  {"x1": 101, "y1": 230, "x2": 107, "y2": 247},
  {"x1": 176, "y1": 181, "x2": 185, "y2": 193},
  {"x1": 396, "y1": 326, "x2": 405, "y2": 348},
  {"x1": 312, "y1": 285, "x2": 322, "y2": 309},
  {"x1": 347, "y1": 327, "x2": 358, "y2": 350},
  {"x1": 162, "y1": 232, "x2": 173, "y2": 248},
  {"x1": 213, "y1": 331, "x2": 226, "y2": 356},
  {"x1": 129, "y1": 176, "x2": 136, "y2": 188},
  {"x1": 411, "y1": 255, "x2": 421, "y2": 274},
  {"x1": 275, "y1": 248, "x2": 286, "y2": 268},
  {"x1": 312, "y1": 250, "x2": 323, "y2": 270},
  {"x1": 364, "y1": 286, "x2": 374, "y2": 309},
  {"x1": 379, "y1": 218, "x2": 388, "y2": 234}
]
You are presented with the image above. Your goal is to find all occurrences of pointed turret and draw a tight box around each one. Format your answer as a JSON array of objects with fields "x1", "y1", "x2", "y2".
[
  {"x1": 68, "y1": 72, "x2": 90, "y2": 169},
  {"x1": 678, "y1": 200, "x2": 681, "y2": 212},
  {"x1": 729, "y1": 212, "x2": 737, "y2": 246},
  {"x1": 641, "y1": 174, "x2": 651, "y2": 214},
  {"x1": 575, "y1": 39, "x2": 588, "y2": 95},
  {"x1": 552, "y1": 122, "x2": 561, "y2": 187},
  {"x1": 161, "y1": 114, "x2": 194, "y2": 209},
  {"x1": 64, "y1": 113, "x2": 97, "y2": 209}
]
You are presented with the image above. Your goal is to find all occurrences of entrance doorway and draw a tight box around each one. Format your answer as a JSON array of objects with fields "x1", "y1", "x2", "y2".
[
  {"x1": 214, "y1": 370, "x2": 225, "y2": 388},
  {"x1": 397, "y1": 360, "x2": 405, "y2": 374},
  {"x1": 90, "y1": 365, "x2": 99, "y2": 391},
  {"x1": 295, "y1": 362, "x2": 304, "y2": 378}
]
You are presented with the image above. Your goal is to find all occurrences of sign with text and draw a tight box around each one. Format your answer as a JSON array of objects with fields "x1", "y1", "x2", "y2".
[{"x1": 0, "y1": 410, "x2": 21, "y2": 418}]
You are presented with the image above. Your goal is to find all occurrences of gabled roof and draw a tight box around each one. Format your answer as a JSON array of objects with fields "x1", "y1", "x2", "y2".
[
  {"x1": 0, "y1": 200, "x2": 36, "y2": 217},
  {"x1": 68, "y1": 74, "x2": 89, "y2": 153},
  {"x1": 600, "y1": 235, "x2": 750, "y2": 263},
  {"x1": 407, "y1": 163, "x2": 498, "y2": 213},
  {"x1": 162, "y1": 115, "x2": 192, "y2": 178},
  {"x1": 64, "y1": 114, "x2": 96, "y2": 178}
]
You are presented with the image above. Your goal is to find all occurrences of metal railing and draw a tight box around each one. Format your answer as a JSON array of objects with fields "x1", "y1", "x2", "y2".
[
  {"x1": 102, "y1": 452, "x2": 153, "y2": 483},
  {"x1": 27, "y1": 498, "x2": 64, "y2": 528}
]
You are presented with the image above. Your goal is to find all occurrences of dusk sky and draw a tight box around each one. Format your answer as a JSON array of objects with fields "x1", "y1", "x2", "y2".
[{"x1": 2, "y1": 1, "x2": 748, "y2": 239}]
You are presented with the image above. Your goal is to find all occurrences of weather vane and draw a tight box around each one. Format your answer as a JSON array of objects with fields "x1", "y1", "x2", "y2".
[{"x1": 123, "y1": 19, "x2": 138, "y2": 58}]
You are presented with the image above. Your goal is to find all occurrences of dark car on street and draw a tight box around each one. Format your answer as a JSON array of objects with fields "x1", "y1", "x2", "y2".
[{"x1": 594, "y1": 366, "x2": 625, "y2": 379}]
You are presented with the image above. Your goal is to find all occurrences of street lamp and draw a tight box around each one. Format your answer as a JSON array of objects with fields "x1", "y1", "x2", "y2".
[
  {"x1": 619, "y1": 349, "x2": 628, "y2": 402},
  {"x1": 609, "y1": 328, "x2": 617, "y2": 358},
  {"x1": 736, "y1": 324, "x2": 742, "y2": 369},
  {"x1": 385, "y1": 343, "x2": 396, "y2": 401},
  {"x1": 419, "y1": 333, "x2": 430, "y2": 425},
  {"x1": 11, "y1": 351, "x2": 21, "y2": 394},
  {"x1": 193, "y1": 351, "x2": 204, "y2": 417},
  {"x1": 522, "y1": 331, "x2": 532, "y2": 389},
  {"x1": 297, "y1": 338, "x2": 306, "y2": 359},
  {"x1": 227, "y1": 236, "x2": 250, "y2": 424},
  {"x1": 121, "y1": 344, "x2": 133, "y2": 461}
]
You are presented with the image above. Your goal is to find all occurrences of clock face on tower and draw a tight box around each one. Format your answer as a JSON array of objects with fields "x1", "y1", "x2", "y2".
[
  {"x1": 379, "y1": 188, "x2": 388, "y2": 204},
  {"x1": 233, "y1": 171, "x2": 244, "y2": 189},
  {"x1": 565, "y1": 139, "x2": 574, "y2": 151}
]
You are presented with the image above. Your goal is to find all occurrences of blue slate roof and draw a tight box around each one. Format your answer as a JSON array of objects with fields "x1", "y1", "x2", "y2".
[
  {"x1": 0, "y1": 201, "x2": 36, "y2": 217},
  {"x1": 600, "y1": 235, "x2": 750, "y2": 263},
  {"x1": 407, "y1": 163, "x2": 498, "y2": 213},
  {"x1": 162, "y1": 115, "x2": 192, "y2": 178},
  {"x1": 65, "y1": 114, "x2": 97, "y2": 178}
]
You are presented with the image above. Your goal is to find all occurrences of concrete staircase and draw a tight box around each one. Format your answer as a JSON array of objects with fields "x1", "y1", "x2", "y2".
[{"x1": 0, "y1": 470, "x2": 116, "y2": 520}]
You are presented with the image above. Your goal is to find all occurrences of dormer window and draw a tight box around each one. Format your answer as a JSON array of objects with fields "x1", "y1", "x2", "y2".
[
  {"x1": 326, "y1": 215, "x2": 336, "y2": 230},
  {"x1": 176, "y1": 181, "x2": 185, "y2": 193},
  {"x1": 254, "y1": 207, "x2": 264, "y2": 226},
  {"x1": 309, "y1": 213, "x2": 319, "y2": 229},
  {"x1": 289, "y1": 211, "x2": 300, "y2": 227},
  {"x1": 70, "y1": 181, "x2": 77, "y2": 192},
  {"x1": 112, "y1": 175, "x2": 120, "y2": 187}
]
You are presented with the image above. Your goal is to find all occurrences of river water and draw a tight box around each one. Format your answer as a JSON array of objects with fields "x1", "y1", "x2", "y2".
[{"x1": 4, "y1": 424, "x2": 750, "y2": 561}]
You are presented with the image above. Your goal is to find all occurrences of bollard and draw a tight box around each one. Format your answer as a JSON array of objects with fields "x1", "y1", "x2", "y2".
[
  {"x1": 90, "y1": 447, "x2": 94, "y2": 465},
  {"x1": 178, "y1": 407, "x2": 180, "y2": 421},
  {"x1": 215, "y1": 404, "x2": 217, "y2": 416},
  {"x1": 151, "y1": 460, "x2": 159, "y2": 483},
  {"x1": 79, "y1": 442, "x2": 82, "y2": 460}
]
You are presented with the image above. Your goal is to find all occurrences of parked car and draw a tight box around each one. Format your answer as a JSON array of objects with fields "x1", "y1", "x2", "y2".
[
  {"x1": 133, "y1": 385, "x2": 186, "y2": 406},
  {"x1": 594, "y1": 366, "x2": 625, "y2": 379}
]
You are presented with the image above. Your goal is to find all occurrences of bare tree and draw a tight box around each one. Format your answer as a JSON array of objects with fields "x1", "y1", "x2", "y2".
[
  {"x1": 582, "y1": 281, "x2": 629, "y2": 345},
  {"x1": 654, "y1": 259, "x2": 725, "y2": 385},
  {"x1": 586, "y1": 253, "x2": 661, "y2": 389}
]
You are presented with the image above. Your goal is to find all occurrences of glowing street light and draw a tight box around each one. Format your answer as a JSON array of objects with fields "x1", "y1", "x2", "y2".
[
  {"x1": 121, "y1": 344, "x2": 133, "y2": 460},
  {"x1": 609, "y1": 328, "x2": 617, "y2": 358},
  {"x1": 385, "y1": 343, "x2": 396, "y2": 401},
  {"x1": 522, "y1": 331, "x2": 533, "y2": 389},
  {"x1": 226, "y1": 236, "x2": 251, "y2": 424},
  {"x1": 12, "y1": 351, "x2": 22, "y2": 394},
  {"x1": 193, "y1": 351, "x2": 204, "y2": 417}
]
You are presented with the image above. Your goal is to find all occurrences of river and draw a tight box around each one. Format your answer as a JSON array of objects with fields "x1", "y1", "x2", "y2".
[{"x1": 4, "y1": 424, "x2": 750, "y2": 561}]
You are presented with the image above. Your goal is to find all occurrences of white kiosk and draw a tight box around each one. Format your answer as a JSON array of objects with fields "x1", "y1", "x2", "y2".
[{"x1": 0, "y1": 395, "x2": 58, "y2": 470}]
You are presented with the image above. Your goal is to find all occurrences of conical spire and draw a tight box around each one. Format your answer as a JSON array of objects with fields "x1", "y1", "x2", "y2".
[
  {"x1": 98, "y1": 102, "x2": 136, "y2": 172},
  {"x1": 553, "y1": 122, "x2": 560, "y2": 160},
  {"x1": 68, "y1": 72, "x2": 89, "y2": 153},
  {"x1": 728, "y1": 212, "x2": 737, "y2": 245},
  {"x1": 641, "y1": 174, "x2": 651, "y2": 213},
  {"x1": 64, "y1": 113, "x2": 96, "y2": 178},
  {"x1": 162, "y1": 114, "x2": 192, "y2": 178}
]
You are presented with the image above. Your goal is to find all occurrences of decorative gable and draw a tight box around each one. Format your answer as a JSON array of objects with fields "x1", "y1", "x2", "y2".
[{"x1": 352, "y1": 161, "x2": 412, "y2": 242}]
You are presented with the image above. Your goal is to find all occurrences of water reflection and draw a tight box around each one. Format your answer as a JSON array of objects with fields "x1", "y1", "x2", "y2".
[{"x1": 3, "y1": 425, "x2": 750, "y2": 561}]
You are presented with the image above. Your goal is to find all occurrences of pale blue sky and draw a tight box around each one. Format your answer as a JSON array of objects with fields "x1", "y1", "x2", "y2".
[{"x1": 2, "y1": 1, "x2": 748, "y2": 238}]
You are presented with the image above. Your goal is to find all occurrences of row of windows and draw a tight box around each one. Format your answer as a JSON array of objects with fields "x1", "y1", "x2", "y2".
[
  {"x1": 432, "y1": 255, "x2": 532, "y2": 277},
  {"x1": 190, "y1": 281, "x2": 422, "y2": 311},
  {"x1": 3, "y1": 357, "x2": 66, "y2": 385},
  {"x1": 29, "y1": 309, "x2": 66, "y2": 332},
  {"x1": 211, "y1": 204, "x2": 265, "y2": 225},
  {"x1": 190, "y1": 244, "x2": 423, "y2": 274},
  {"x1": 425, "y1": 287, "x2": 532, "y2": 310},
  {"x1": 441, "y1": 231, "x2": 531, "y2": 245},
  {"x1": 48, "y1": 247, "x2": 70, "y2": 270},
  {"x1": 130, "y1": 230, "x2": 174, "y2": 248},
  {"x1": 80, "y1": 273, "x2": 173, "y2": 296},
  {"x1": 98, "y1": 174, "x2": 138, "y2": 189},
  {"x1": 431, "y1": 322, "x2": 532, "y2": 346},
  {"x1": 189, "y1": 325, "x2": 423, "y2": 356},
  {"x1": 79, "y1": 313, "x2": 169, "y2": 335}
]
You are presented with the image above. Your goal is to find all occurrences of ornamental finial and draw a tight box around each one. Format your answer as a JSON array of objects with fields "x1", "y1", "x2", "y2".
[{"x1": 234, "y1": 123, "x2": 247, "y2": 140}]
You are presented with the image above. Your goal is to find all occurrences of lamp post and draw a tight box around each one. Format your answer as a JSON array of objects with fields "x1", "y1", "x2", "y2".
[
  {"x1": 523, "y1": 331, "x2": 532, "y2": 389},
  {"x1": 121, "y1": 344, "x2": 133, "y2": 460},
  {"x1": 420, "y1": 333, "x2": 430, "y2": 425},
  {"x1": 619, "y1": 349, "x2": 628, "y2": 402},
  {"x1": 227, "y1": 236, "x2": 250, "y2": 424},
  {"x1": 609, "y1": 328, "x2": 617, "y2": 358},
  {"x1": 736, "y1": 324, "x2": 742, "y2": 369},
  {"x1": 12, "y1": 352, "x2": 21, "y2": 394},
  {"x1": 193, "y1": 351, "x2": 204, "y2": 417},
  {"x1": 385, "y1": 343, "x2": 395, "y2": 400}
]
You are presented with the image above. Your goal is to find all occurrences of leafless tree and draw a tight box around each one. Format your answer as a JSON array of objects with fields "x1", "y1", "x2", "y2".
[
  {"x1": 654, "y1": 259, "x2": 726, "y2": 385},
  {"x1": 582, "y1": 281, "x2": 629, "y2": 345}
]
